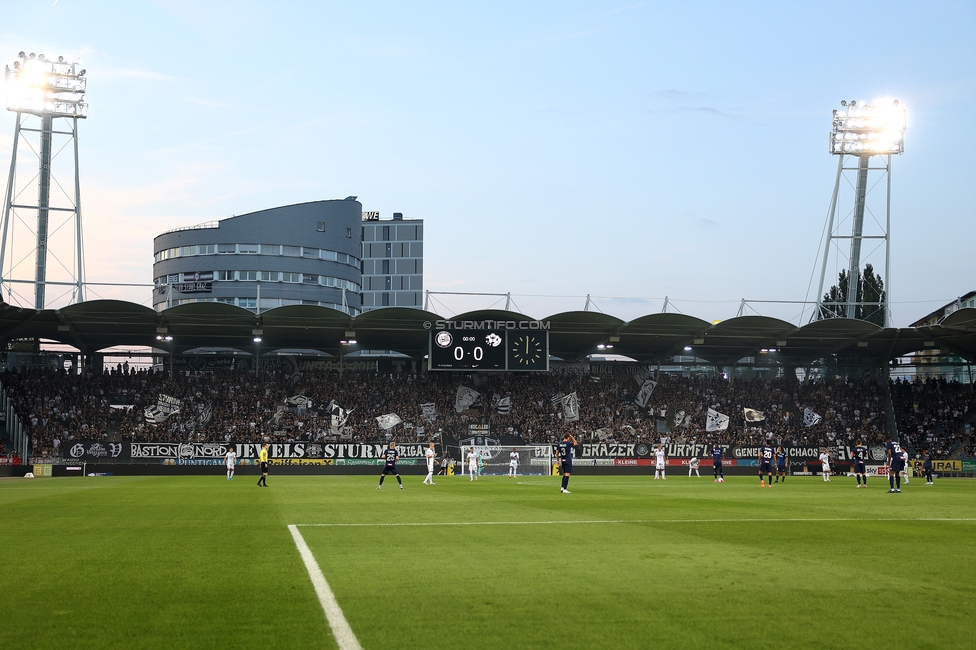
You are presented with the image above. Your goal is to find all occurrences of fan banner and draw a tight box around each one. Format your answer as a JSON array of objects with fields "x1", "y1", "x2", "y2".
[
  {"x1": 561, "y1": 392, "x2": 580, "y2": 422},
  {"x1": 743, "y1": 407, "x2": 766, "y2": 423},
  {"x1": 420, "y1": 402, "x2": 437, "y2": 422},
  {"x1": 634, "y1": 379, "x2": 657, "y2": 408},
  {"x1": 375, "y1": 413, "x2": 403, "y2": 430},
  {"x1": 496, "y1": 396, "x2": 511, "y2": 415},
  {"x1": 455, "y1": 386, "x2": 480, "y2": 413},
  {"x1": 705, "y1": 408, "x2": 729, "y2": 432},
  {"x1": 803, "y1": 408, "x2": 823, "y2": 427}
]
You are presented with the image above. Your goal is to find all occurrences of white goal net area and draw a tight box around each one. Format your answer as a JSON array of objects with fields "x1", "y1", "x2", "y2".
[{"x1": 455, "y1": 445, "x2": 554, "y2": 476}]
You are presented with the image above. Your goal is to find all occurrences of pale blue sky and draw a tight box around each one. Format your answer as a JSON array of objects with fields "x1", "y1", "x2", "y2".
[{"x1": 1, "y1": 1, "x2": 973, "y2": 325}]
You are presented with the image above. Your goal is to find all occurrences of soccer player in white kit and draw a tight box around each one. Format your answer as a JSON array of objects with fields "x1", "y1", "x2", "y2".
[
  {"x1": 508, "y1": 448, "x2": 520, "y2": 478},
  {"x1": 423, "y1": 443, "x2": 437, "y2": 485},
  {"x1": 654, "y1": 444, "x2": 667, "y2": 480},
  {"x1": 224, "y1": 446, "x2": 237, "y2": 481},
  {"x1": 819, "y1": 449, "x2": 831, "y2": 481},
  {"x1": 688, "y1": 456, "x2": 700, "y2": 477},
  {"x1": 902, "y1": 450, "x2": 911, "y2": 484},
  {"x1": 466, "y1": 447, "x2": 479, "y2": 481}
]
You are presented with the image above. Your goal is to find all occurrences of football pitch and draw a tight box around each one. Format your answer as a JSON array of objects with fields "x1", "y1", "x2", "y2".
[{"x1": 2, "y1": 473, "x2": 974, "y2": 649}]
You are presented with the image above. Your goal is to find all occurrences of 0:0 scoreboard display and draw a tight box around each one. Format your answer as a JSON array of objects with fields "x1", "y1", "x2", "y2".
[{"x1": 428, "y1": 328, "x2": 549, "y2": 372}]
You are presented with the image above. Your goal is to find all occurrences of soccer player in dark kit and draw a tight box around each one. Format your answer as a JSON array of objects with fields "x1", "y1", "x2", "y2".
[
  {"x1": 758, "y1": 442, "x2": 774, "y2": 487},
  {"x1": 853, "y1": 439, "x2": 868, "y2": 488},
  {"x1": 886, "y1": 436, "x2": 903, "y2": 493},
  {"x1": 556, "y1": 433, "x2": 577, "y2": 494},
  {"x1": 774, "y1": 446, "x2": 788, "y2": 483},
  {"x1": 377, "y1": 441, "x2": 404, "y2": 490},
  {"x1": 712, "y1": 444, "x2": 725, "y2": 482}
]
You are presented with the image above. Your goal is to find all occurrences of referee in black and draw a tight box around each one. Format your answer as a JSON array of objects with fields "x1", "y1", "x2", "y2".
[{"x1": 257, "y1": 443, "x2": 269, "y2": 487}]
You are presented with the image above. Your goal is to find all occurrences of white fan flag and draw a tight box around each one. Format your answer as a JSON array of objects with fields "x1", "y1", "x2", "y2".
[
  {"x1": 455, "y1": 386, "x2": 479, "y2": 413},
  {"x1": 803, "y1": 408, "x2": 823, "y2": 428},
  {"x1": 635, "y1": 379, "x2": 657, "y2": 408},
  {"x1": 284, "y1": 395, "x2": 312, "y2": 408},
  {"x1": 561, "y1": 392, "x2": 580, "y2": 422},
  {"x1": 672, "y1": 410, "x2": 687, "y2": 427},
  {"x1": 496, "y1": 397, "x2": 511, "y2": 415},
  {"x1": 145, "y1": 394, "x2": 182, "y2": 424},
  {"x1": 706, "y1": 408, "x2": 730, "y2": 432},
  {"x1": 375, "y1": 413, "x2": 402, "y2": 430},
  {"x1": 330, "y1": 404, "x2": 352, "y2": 432},
  {"x1": 420, "y1": 402, "x2": 437, "y2": 423},
  {"x1": 743, "y1": 407, "x2": 766, "y2": 423}
]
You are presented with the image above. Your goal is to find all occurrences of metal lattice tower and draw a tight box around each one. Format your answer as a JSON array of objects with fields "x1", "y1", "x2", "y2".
[
  {"x1": 813, "y1": 99, "x2": 906, "y2": 328},
  {"x1": 1, "y1": 51, "x2": 88, "y2": 309}
]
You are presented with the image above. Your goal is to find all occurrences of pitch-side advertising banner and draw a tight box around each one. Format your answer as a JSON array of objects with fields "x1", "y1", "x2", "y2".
[{"x1": 61, "y1": 442, "x2": 432, "y2": 464}]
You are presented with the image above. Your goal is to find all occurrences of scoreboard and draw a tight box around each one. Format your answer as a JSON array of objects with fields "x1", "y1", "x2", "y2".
[{"x1": 428, "y1": 328, "x2": 548, "y2": 372}]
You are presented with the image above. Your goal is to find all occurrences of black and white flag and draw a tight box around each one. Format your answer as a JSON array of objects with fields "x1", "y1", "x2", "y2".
[
  {"x1": 635, "y1": 379, "x2": 657, "y2": 408},
  {"x1": 561, "y1": 392, "x2": 580, "y2": 422},
  {"x1": 145, "y1": 394, "x2": 182, "y2": 424},
  {"x1": 143, "y1": 405, "x2": 164, "y2": 424},
  {"x1": 284, "y1": 394, "x2": 312, "y2": 408},
  {"x1": 803, "y1": 408, "x2": 822, "y2": 428},
  {"x1": 592, "y1": 427, "x2": 612, "y2": 441},
  {"x1": 743, "y1": 407, "x2": 766, "y2": 423},
  {"x1": 455, "y1": 386, "x2": 479, "y2": 413},
  {"x1": 195, "y1": 404, "x2": 213, "y2": 429},
  {"x1": 706, "y1": 408, "x2": 730, "y2": 432},
  {"x1": 376, "y1": 413, "x2": 402, "y2": 430},
  {"x1": 496, "y1": 397, "x2": 511, "y2": 415},
  {"x1": 329, "y1": 402, "x2": 352, "y2": 432},
  {"x1": 420, "y1": 402, "x2": 437, "y2": 423}
]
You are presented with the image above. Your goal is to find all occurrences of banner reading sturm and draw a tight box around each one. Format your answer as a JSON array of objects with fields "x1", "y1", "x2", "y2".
[{"x1": 61, "y1": 441, "x2": 432, "y2": 464}]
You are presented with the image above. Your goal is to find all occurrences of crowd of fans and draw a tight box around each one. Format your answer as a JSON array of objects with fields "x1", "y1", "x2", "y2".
[{"x1": 1, "y1": 364, "x2": 973, "y2": 460}]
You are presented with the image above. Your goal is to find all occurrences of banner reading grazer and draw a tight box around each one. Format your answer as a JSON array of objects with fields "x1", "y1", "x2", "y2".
[{"x1": 61, "y1": 441, "x2": 432, "y2": 463}]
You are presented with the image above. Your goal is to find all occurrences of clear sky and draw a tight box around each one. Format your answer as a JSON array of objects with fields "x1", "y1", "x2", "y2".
[{"x1": 0, "y1": 1, "x2": 973, "y2": 326}]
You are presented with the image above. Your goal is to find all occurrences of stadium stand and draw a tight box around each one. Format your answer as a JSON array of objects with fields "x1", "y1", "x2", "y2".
[{"x1": 3, "y1": 365, "x2": 971, "y2": 460}]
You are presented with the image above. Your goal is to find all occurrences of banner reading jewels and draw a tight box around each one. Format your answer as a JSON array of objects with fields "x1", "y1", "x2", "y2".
[{"x1": 61, "y1": 441, "x2": 433, "y2": 464}]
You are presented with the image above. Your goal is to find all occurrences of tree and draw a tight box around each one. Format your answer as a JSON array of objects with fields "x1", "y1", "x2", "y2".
[{"x1": 819, "y1": 263, "x2": 886, "y2": 326}]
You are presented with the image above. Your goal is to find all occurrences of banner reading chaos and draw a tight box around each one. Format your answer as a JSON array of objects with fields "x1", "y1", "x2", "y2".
[{"x1": 61, "y1": 441, "x2": 433, "y2": 464}]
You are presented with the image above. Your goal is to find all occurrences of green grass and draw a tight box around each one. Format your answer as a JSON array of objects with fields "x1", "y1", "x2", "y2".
[{"x1": 1, "y1": 472, "x2": 974, "y2": 649}]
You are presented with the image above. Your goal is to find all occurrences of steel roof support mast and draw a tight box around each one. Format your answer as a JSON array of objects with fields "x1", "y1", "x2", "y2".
[
  {"x1": 814, "y1": 99, "x2": 905, "y2": 327},
  {"x1": 1, "y1": 51, "x2": 88, "y2": 309}
]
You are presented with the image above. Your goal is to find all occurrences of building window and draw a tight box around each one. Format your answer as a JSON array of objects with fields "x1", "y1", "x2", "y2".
[
  {"x1": 302, "y1": 247, "x2": 319, "y2": 258},
  {"x1": 317, "y1": 221, "x2": 326, "y2": 232},
  {"x1": 180, "y1": 246, "x2": 194, "y2": 257},
  {"x1": 385, "y1": 243, "x2": 392, "y2": 258},
  {"x1": 260, "y1": 271, "x2": 279, "y2": 282},
  {"x1": 385, "y1": 276, "x2": 392, "y2": 290},
  {"x1": 238, "y1": 244, "x2": 259, "y2": 254},
  {"x1": 382, "y1": 293, "x2": 390, "y2": 307},
  {"x1": 282, "y1": 272, "x2": 300, "y2": 283},
  {"x1": 282, "y1": 245, "x2": 300, "y2": 257},
  {"x1": 382, "y1": 225, "x2": 390, "y2": 241},
  {"x1": 261, "y1": 244, "x2": 280, "y2": 255},
  {"x1": 381, "y1": 259, "x2": 390, "y2": 274},
  {"x1": 302, "y1": 274, "x2": 319, "y2": 284},
  {"x1": 238, "y1": 298, "x2": 257, "y2": 309},
  {"x1": 217, "y1": 244, "x2": 236, "y2": 254},
  {"x1": 198, "y1": 244, "x2": 215, "y2": 255},
  {"x1": 215, "y1": 297, "x2": 235, "y2": 305},
  {"x1": 239, "y1": 271, "x2": 257, "y2": 281},
  {"x1": 216, "y1": 271, "x2": 235, "y2": 281}
]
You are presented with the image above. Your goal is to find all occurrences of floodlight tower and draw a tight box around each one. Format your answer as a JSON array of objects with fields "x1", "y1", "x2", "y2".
[
  {"x1": 814, "y1": 99, "x2": 905, "y2": 327},
  {"x1": 1, "y1": 51, "x2": 88, "y2": 309}
]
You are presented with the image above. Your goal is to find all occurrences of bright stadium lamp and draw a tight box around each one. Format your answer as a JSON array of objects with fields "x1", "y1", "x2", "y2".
[
  {"x1": 829, "y1": 99, "x2": 905, "y2": 156},
  {"x1": 4, "y1": 52, "x2": 88, "y2": 118}
]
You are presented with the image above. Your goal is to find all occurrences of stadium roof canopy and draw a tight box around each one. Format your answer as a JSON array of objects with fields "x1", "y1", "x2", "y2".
[{"x1": 1, "y1": 300, "x2": 974, "y2": 366}]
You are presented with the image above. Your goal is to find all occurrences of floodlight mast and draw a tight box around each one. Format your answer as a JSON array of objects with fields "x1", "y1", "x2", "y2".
[
  {"x1": 814, "y1": 100, "x2": 905, "y2": 327},
  {"x1": 1, "y1": 51, "x2": 88, "y2": 310}
]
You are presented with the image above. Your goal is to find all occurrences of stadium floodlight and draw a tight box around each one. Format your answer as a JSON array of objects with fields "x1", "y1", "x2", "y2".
[
  {"x1": 1, "y1": 51, "x2": 89, "y2": 311},
  {"x1": 814, "y1": 98, "x2": 905, "y2": 327},
  {"x1": 4, "y1": 52, "x2": 88, "y2": 118},
  {"x1": 829, "y1": 99, "x2": 905, "y2": 155}
]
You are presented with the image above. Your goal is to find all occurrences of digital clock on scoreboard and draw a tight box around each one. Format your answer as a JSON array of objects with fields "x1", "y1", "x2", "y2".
[{"x1": 428, "y1": 330, "x2": 506, "y2": 371}]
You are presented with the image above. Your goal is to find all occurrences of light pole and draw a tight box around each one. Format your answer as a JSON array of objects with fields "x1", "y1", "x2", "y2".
[
  {"x1": 156, "y1": 334, "x2": 174, "y2": 378},
  {"x1": 2, "y1": 52, "x2": 88, "y2": 308},
  {"x1": 814, "y1": 99, "x2": 905, "y2": 326},
  {"x1": 253, "y1": 336, "x2": 262, "y2": 377}
]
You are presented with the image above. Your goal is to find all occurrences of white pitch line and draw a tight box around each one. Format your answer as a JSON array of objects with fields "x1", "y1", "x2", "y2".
[
  {"x1": 288, "y1": 524, "x2": 363, "y2": 650},
  {"x1": 296, "y1": 517, "x2": 976, "y2": 528}
]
